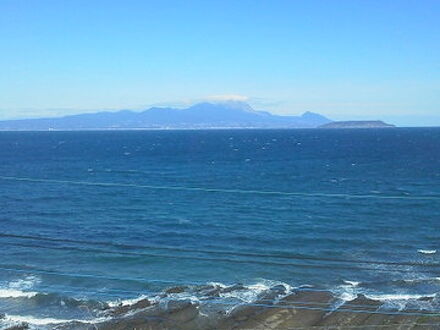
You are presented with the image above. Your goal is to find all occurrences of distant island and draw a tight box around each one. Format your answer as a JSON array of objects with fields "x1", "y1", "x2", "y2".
[
  {"x1": 319, "y1": 120, "x2": 395, "y2": 129},
  {"x1": 0, "y1": 102, "x2": 332, "y2": 130}
]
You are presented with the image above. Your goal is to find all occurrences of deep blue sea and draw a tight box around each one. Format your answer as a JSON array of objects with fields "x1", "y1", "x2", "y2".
[{"x1": 0, "y1": 128, "x2": 439, "y2": 327}]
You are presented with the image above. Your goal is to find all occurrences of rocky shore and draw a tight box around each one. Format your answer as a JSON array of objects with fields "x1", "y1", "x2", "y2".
[{"x1": 1, "y1": 284, "x2": 427, "y2": 330}]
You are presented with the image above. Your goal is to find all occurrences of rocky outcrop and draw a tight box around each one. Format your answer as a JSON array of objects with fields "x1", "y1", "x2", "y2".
[{"x1": 53, "y1": 288, "x2": 440, "y2": 330}]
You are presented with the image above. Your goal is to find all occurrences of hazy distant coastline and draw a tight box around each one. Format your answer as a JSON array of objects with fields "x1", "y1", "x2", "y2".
[
  {"x1": 0, "y1": 101, "x2": 333, "y2": 131},
  {"x1": 0, "y1": 102, "x2": 397, "y2": 131}
]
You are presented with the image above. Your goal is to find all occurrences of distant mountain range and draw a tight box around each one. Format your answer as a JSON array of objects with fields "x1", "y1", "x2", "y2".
[{"x1": 0, "y1": 102, "x2": 332, "y2": 130}]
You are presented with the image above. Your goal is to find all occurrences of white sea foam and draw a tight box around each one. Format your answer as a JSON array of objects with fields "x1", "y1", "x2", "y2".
[
  {"x1": 2, "y1": 314, "x2": 109, "y2": 326},
  {"x1": 0, "y1": 276, "x2": 41, "y2": 299},
  {"x1": 401, "y1": 276, "x2": 440, "y2": 283},
  {"x1": 8, "y1": 275, "x2": 40, "y2": 289},
  {"x1": 339, "y1": 291, "x2": 357, "y2": 302},
  {"x1": 364, "y1": 293, "x2": 438, "y2": 311},
  {"x1": 0, "y1": 288, "x2": 38, "y2": 299},
  {"x1": 106, "y1": 280, "x2": 293, "y2": 312},
  {"x1": 219, "y1": 283, "x2": 267, "y2": 303},
  {"x1": 365, "y1": 293, "x2": 436, "y2": 301},
  {"x1": 417, "y1": 249, "x2": 437, "y2": 254},
  {"x1": 219, "y1": 280, "x2": 293, "y2": 303},
  {"x1": 207, "y1": 281, "x2": 227, "y2": 288},
  {"x1": 107, "y1": 295, "x2": 149, "y2": 308},
  {"x1": 333, "y1": 281, "x2": 361, "y2": 302}
]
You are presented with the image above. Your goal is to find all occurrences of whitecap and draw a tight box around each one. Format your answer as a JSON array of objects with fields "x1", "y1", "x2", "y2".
[
  {"x1": 343, "y1": 280, "x2": 360, "y2": 287},
  {"x1": 8, "y1": 275, "x2": 40, "y2": 290},
  {"x1": 418, "y1": 249, "x2": 437, "y2": 254},
  {"x1": 0, "y1": 276, "x2": 41, "y2": 299},
  {"x1": 0, "y1": 288, "x2": 38, "y2": 299},
  {"x1": 207, "y1": 281, "x2": 227, "y2": 288}
]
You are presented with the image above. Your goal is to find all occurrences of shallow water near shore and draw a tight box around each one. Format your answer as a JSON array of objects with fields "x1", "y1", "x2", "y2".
[{"x1": 0, "y1": 128, "x2": 439, "y2": 328}]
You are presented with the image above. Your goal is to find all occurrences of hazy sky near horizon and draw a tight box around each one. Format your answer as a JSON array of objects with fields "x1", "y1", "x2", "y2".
[{"x1": 1, "y1": 0, "x2": 439, "y2": 125}]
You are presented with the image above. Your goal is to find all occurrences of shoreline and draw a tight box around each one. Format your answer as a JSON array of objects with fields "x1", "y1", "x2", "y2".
[{"x1": 2, "y1": 283, "x2": 440, "y2": 330}]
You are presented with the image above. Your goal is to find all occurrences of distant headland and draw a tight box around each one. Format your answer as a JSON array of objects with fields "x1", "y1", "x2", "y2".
[{"x1": 320, "y1": 120, "x2": 395, "y2": 129}]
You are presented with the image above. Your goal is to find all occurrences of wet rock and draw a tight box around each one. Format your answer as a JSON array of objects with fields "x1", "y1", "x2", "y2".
[
  {"x1": 165, "y1": 285, "x2": 188, "y2": 294},
  {"x1": 98, "y1": 299, "x2": 203, "y2": 330},
  {"x1": 68, "y1": 290, "x2": 440, "y2": 330},
  {"x1": 216, "y1": 290, "x2": 335, "y2": 330},
  {"x1": 194, "y1": 284, "x2": 216, "y2": 292},
  {"x1": 255, "y1": 284, "x2": 287, "y2": 302},
  {"x1": 317, "y1": 294, "x2": 382, "y2": 327},
  {"x1": 104, "y1": 298, "x2": 151, "y2": 316},
  {"x1": 271, "y1": 284, "x2": 288, "y2": 294},
  {"x1": 275, "y1": 290, "x2": 335, "y2": 327},
  {"x1": 163, "y1": 300, "x2": 200, "y2": 325},
  {"x1": 53, "y1": 321, "x2": 92, "y2": 330},
  {"x1": 194, "y1": 284, "x2": 222, "y2": 297},
  {"x1": 166, "y1": 299, "x2": 195, "y2": 312},
  {"x1": 220, "y1": 284, "x2": 245, "y2": 293},
  {"x1": 4, "y1": 323, "x2": 29, "y2": 330},
  {"x1": 418, "y1": 296, "x2": 435, "y2": 302}
]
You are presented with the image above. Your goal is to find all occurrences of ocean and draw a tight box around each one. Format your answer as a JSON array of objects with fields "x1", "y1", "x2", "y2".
[{"x1": 0, "y1": 128, "x2": 439, "y2": 328}]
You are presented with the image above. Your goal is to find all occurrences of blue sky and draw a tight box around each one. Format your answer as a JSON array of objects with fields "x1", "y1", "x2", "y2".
[{"x1": 0, "y1": 0, "x2": 439, "y2": 125}]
